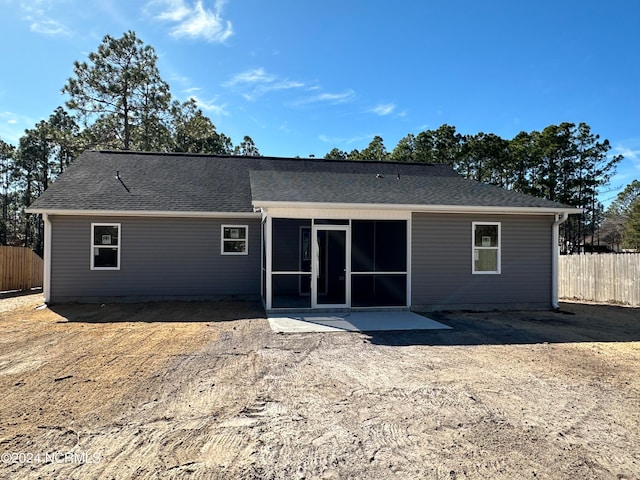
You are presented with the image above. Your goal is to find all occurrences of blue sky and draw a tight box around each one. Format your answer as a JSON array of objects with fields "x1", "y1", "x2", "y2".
[{"x1": 0, "y1": 0, "x2": 638, "y2": 204}]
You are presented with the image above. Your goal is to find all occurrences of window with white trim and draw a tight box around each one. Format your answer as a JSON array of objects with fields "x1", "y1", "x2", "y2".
[
  {"x1": 472, "y1": 222, "x2": 500, "y2": 274},
  {"x1": 221, "y1": 225, "x2": 248, "y2": 255},
  {"x1": 91, "y1": 223, "x2": 121, "y2": 270}
]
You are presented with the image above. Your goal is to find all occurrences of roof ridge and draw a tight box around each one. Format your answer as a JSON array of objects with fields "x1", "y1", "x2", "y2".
[{"x1": 92, "y1": 149, "x2": 448, "y2": 167}]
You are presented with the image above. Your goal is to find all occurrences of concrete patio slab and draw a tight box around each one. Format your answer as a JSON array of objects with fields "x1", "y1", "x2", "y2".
[{"x1": 267, "y1": 311, "x2": 452, "y2": 333}]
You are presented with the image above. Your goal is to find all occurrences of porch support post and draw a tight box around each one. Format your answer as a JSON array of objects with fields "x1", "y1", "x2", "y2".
[
  {"x1": 265, "y1": 215, "x2": 273, "y2": 310},
  {"x1": 406, "y1": 216, "x2": 412, "y2": 308},
  {"x1": 552, "y1": 212, "x2": 568, "y2": 309},
  {"x1": 42, "y1": 213, "x2": 52, "y2": 304}
]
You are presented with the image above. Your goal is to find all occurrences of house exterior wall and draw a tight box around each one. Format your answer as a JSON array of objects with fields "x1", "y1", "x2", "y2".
[
  {"x1": 47, "y1": 212, "x2": 555, "y2": 309},
  {"x1": 411, "y1": 213, "x2": 553, "y2": 310},
  {"x1": 48, "y1": 215, "x2": 261, "y2": 303}
]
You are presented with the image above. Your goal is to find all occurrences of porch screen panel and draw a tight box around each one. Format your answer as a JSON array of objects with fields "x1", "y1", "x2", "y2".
[
  {"x1": 375, "y1": 221, "x2": 406, "y2": 271},
  {"x1": 352, "y1": 275, "x2": 406, "y2": 307},
  {"x1": 351, "y1": 220, "x2": 407, "y2": 307},
  {"x1": 272, "y1": 274, "x2": 311, "y2": 308},
  {"x1": 351, "y1": 221, "x2": 375, "y2": 271},
  {"x1": 271, "y1": 218, "x2": 312, "y2": 308},
  {"x1": 272, "y1": 219, "x2": 311, "y2": 272}
]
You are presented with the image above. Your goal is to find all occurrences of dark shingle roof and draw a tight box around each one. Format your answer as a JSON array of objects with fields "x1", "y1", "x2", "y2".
[
  {"x1": 28, "y1": 150, "x2": 576, "y2": 213},
  {"x1": 249, "y1": 170, "x2": 570, "y2": 209}
]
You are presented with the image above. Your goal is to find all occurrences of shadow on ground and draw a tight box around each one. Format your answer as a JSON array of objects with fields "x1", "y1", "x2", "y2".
[
  {"x1": 44, "y1": 300, "x2": 640, "y2": 346},
  {"x1": 366, "y1": 302, "x2": 640, "y2": 346},
  {"x1": 0, "y1": 288, "x2": 43, "y2": 300},
  {"x1": 48, "y1": 300, "x2": 265, "y2": 324}
]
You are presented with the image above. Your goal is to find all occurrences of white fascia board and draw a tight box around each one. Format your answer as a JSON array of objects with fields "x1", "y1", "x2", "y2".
[
  {"x1": 260, "y1": 206, "x2": 411, "y2": 220},
  {"x1": 25, "y1": 208, "x2": 261, "y2": 219},
  {"x1": 252, "y1": 201, "x2": 583, "y2": 216}
]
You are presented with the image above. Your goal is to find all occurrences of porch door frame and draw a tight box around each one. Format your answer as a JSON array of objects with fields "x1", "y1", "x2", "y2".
[
  {"x1": 261, "y1": 207, "x2": 411, "y2": 311},
  {"x1": 312, "y1": 224, "x2": 350, "y2": 308}
]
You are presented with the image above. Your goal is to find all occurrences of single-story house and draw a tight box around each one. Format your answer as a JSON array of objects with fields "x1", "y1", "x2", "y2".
[{"x1": 27, "y1": 150, "x2": 581, "y2": 311}]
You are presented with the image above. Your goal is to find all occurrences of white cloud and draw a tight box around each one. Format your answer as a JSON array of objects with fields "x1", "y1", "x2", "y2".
[
  {"x1": 224, "y1": 69, "x2": 353, "y2": 108},
  {"x1": 292, "y1": 89, "x2": 355, "y2": 107},
  {"x1": 29, "y1": 17, "x2": 69, "y2": 35},
  {"x1": 16, "y1": 0, "x2": 70, "y2": 36},
  {"x1": 268, "y1": 80, "x2": 306, "y2": 91},
  {"x1": 167, "y1": 72, "x2": 193, "y2": 87},
  {"x1": 188, "y1": 95, "x2": 228, "y2": 116},
  {"x1": 318, "y1": 133, "x2": 376, "y2": 145},
  {"x1": 279, "y1": 122, "x2": 291, "y2": 134},
  {"x1": 154, "y1": 0, "x2": 191, "y2": 21},
  {"x1": 224, "y1": 68, "x2": 275, "y2": 87},
  {"x1": 224, "y1": 68, "x2": 305, "y2": 101},
  {"x1": 315, "y1": 91, "x2": 355, "y2": 103},
  {"x1": 370, "y1": 103, "x2": 395, "y2": 116},
  {"x1": 614, "y1": 144, "x2": 640, "y2": 171},
  {"x1": 249, "y1": 115, "x2": 267, "y2": 129},
  {"x1": 0, "y1": 111, "x2": 34, "y2": 145},
  {"x1": 616, "y1": 147, "x2": 640, "y2": 163},
  {"x1": 147, "y1": 0, "x2": 233, "y2": 43}
]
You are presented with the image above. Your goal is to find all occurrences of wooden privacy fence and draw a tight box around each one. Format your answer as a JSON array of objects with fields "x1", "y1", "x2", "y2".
[
  {"x1": 0, "y1": 246, "x2": 44, "y2": 292},
  {"x1": 559, "y1": 253, "x2": 640, "y2": 307}
]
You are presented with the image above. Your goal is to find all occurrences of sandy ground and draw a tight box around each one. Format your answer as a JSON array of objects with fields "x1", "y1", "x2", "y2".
[{"x1": 0, "y1": 292, "x2": 639, "y2": 480}]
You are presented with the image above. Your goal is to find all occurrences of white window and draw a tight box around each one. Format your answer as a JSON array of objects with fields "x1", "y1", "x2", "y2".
[
  {"x1": 91, "y1": 223, "x2": 121, "y2": 270},
  {"x1": 221, "y1": 225, "x2": 248, "y2": 255},
  {"x1": 472, "y1": 222, "x2": 500, "y2": 274}
]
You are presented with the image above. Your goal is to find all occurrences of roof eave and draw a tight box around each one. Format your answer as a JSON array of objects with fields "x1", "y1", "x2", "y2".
[
  {"x1": 25, "y1": 208, "x2": 261, "y2": 218},
  {"x1": 27, "y1": 203, "x2": 583, "y2": 217},
  {"x1": 251, "y1": 200, "x2": 583, "y2": 215}
]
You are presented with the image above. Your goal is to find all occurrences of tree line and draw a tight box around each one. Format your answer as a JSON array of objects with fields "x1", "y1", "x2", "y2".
[
  {"x1": 0, "y1": 31, "x2": 260, "y2": 254},
  {"x1": 599, "y1": 180, "x2": 640, "y2": 251},
  {"x1": 1, "y1": 31, "x2": 637, "y2": 256},
  {"x1": 324, "y1": 124, "x2": 640, "y2": 252}
]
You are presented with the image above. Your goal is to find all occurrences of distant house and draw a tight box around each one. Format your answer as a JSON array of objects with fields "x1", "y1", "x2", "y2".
[
  {"x1": 27, "y1": 150, "x2": 580, "y2": 311},
  {"x1": 578, "y1": 234, "x2": 620, "y2": 254}
]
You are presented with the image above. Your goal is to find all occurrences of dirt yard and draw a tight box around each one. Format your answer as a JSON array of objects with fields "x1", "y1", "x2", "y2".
[{"x1": 0, "y1": 293, "x2": 638, "y2": 480}]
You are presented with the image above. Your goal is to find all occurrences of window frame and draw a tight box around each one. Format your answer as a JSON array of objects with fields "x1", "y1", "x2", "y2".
[
  {"x1": 90, "y1": 223, "x2": 121, "y2": 271},
  {"x1": 221, "y1": 225, "x2": 249, "y2": 255},
  {"x1": 472, "y1": 222, "x2": 501, "y2": 275}
]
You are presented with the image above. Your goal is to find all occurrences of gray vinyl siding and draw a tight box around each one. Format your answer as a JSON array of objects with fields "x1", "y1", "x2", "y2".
[
  {"x1": 49, "y1": 215, "x2": 261, "y2": 302},
  {"x1": 411, "y1": 213, "x2": 553, "y2": 310}
]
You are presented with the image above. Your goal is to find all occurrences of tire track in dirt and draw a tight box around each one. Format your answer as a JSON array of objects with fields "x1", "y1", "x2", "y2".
[
  {"x1": 58, "y1": 319, "x2": 273, "y2": 479},
  {"x1": 2, "y1": 297, "x2": 639, "y2": 479},
  {"x1": 449, "y1": 344, "x2": 640, "y2": 479},
  {"x1": 0, "y1": 301, "x2": 242, "y2": 479}
]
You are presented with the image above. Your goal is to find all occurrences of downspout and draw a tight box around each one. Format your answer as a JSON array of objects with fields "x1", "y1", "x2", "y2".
[
  {"x1": 551, "y1": 212, "x2": 569, "y2": 310},
  {"x1": 42, "y1": 213, "x2": 52, "y2": 304}
]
